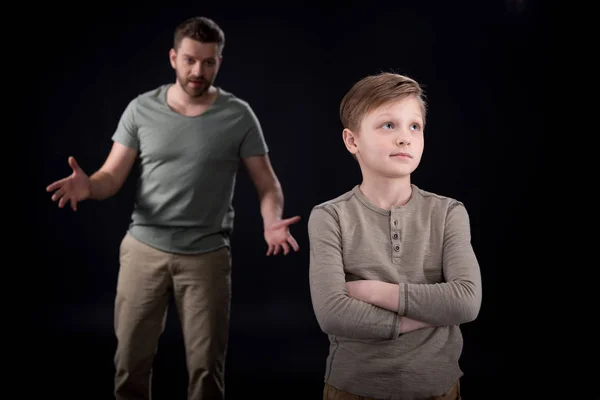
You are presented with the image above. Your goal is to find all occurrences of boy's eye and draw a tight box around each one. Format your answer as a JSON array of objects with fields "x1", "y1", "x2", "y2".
[
  {"x1": 383, "y1": 122, "x2": 394, "y2": 129},
  {"x1": 410, "y1": 123, "x2": 420, "y2": 131}
]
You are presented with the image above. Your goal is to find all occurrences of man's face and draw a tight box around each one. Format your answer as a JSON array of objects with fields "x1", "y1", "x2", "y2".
[
  {"x1": 169, "y1": 37, "x2": 222, "y2": 97},
  {"x1": 343, "y1": 96, "x2": 425, "y2": 179}
]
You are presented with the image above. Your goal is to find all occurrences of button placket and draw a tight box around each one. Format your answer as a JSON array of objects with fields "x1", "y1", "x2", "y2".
[{"x1": 390, "y1": 215, "x2": 401, "y2": 261}]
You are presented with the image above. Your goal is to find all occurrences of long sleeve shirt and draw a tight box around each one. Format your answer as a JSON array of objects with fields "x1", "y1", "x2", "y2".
[{"x1": 308, "y1": 184, "x2": 482, "y2": 400}]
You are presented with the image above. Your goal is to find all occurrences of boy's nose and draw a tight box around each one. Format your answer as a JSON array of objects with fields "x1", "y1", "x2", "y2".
[{"x1": 396, "y1": 136, "x2": 411, "y2": 146}]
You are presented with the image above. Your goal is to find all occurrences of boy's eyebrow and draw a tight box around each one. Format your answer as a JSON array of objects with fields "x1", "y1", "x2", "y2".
[{"x1": 374, "y1": 112, "x2": 423, "y2": 121}]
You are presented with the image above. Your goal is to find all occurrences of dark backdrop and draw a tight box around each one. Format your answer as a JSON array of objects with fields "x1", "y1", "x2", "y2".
[{"x1": 31, "y1": 2, "x2": 545, "y2": 399}]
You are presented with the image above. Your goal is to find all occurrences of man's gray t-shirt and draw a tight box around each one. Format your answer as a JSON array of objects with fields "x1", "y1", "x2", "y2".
[{"x1": 111, "y1": 84, "x2": 268, "y2": 254}]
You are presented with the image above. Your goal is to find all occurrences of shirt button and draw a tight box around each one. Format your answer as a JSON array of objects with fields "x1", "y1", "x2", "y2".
[
  {"x1": 393, "y1": 233, "x2": 399, "y2": 239},
  {"x1": 394, "y1": 245, "x2": 400, "y2": 251}
]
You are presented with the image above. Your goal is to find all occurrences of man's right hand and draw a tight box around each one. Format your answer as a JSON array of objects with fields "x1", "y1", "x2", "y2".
[{"x1": 46, "y1": 156, "x2": 92, "y2": 211}]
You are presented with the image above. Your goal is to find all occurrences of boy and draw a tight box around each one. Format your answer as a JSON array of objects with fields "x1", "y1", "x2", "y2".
[{"x1": 307, "y1": 72, "x2": 482, "y2": 400}]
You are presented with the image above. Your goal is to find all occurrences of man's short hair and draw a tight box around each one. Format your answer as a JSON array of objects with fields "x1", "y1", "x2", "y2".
[{"x1": 174, "y1": 16, "x2": 225, "y2": 52}]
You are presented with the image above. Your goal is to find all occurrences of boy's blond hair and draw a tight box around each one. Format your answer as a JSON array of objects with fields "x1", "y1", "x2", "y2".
[{"x1": 339, "y1": 72, "x2": 427, "y2": 132}]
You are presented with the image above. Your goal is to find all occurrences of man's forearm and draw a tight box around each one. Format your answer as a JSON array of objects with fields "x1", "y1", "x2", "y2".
[
  {"x1": 259, "y1": 184, "x2": 284, "y2": 228},
  {"x1": 88, "y1": 170, "x2": 120, "y2": 201}
]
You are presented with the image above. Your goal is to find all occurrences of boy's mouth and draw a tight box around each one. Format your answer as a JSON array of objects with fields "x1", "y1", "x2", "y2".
[{"x1": 390, "y1": 152, "x2": 413, "y2": 159}]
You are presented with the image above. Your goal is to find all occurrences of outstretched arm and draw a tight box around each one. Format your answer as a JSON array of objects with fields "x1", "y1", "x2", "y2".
[
  {"x1": 242, "y1": 154, "x2": 285, "y2": 228},
  {"x1": 46, "y1": 143, "x2": 137, "y2": 209},
  {"x1": 88, "y1": 142, "x2": 138, "y2": 200},
  {"x1": 243, "y1": 154, "x2": 300, "y2": 256},
  {"x1": 47, "y1": 98, "x2": 140, "y2": 210},
  {"x1": 346, "y1": 203, "x2": 482, "y2": 326}
]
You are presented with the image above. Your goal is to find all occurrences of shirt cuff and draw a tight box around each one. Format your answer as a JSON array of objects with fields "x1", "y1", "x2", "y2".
[{"x1": 397, "y1": 282, "x2": 408, "y2": 316}]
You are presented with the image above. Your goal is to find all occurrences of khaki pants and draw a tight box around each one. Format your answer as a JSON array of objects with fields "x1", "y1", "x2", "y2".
[
  {"x1": 323, "y1": 380, "x2": 461, "y2": 400},
  {"x1": 113, "y1": 233, "x2": 232, "y2": 400}
]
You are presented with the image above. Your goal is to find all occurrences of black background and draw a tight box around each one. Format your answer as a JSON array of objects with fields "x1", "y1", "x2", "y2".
[{"x1": 31, "y1": 2, "x2": 548, "y2": 398}]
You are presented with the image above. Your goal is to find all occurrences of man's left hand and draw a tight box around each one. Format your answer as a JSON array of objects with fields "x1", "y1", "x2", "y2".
[{"x1": 264, "y1": 216, "x2": 301, "y2": 256}]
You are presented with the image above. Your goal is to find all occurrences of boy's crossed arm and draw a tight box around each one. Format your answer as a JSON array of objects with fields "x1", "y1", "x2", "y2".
[
  {"x1": 346, "y1": 203, "x2": 482, "y2": 327},
  {"x1": 308, "y1": 207, "x2": 432, "y2": 340}
]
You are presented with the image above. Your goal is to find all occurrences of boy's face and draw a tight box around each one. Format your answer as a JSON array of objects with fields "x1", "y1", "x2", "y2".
[{"x1": 343, "y1": 96, "x2": 425, "y2": 179}]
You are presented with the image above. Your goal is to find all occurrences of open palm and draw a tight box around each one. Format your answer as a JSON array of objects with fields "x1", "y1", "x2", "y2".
[
  {"x1": 264, "y1": 216, "x2": 301, "y2": 256},
  {"x1": 46, "y1": 156, "x2": 91, "y2": 211}
]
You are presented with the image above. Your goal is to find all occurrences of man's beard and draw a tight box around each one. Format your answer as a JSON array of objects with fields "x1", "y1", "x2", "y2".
[{"x1": 179, "y1": 75, "x2": 211, "y2": 97}]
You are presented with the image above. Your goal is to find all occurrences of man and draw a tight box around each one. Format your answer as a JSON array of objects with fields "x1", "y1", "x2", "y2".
[{"x1": 46, "y1": 16, "x2": 300, "y2": 400}]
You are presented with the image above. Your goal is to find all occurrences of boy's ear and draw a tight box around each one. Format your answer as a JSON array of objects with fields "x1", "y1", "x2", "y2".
[{"x1": 342, "y1": 128, "x2": 359, "y2": 155}]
